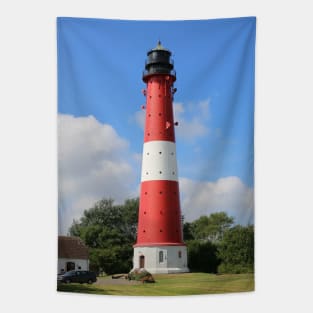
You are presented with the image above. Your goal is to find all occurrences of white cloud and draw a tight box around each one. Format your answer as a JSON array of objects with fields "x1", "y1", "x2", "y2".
[
  {"x1": 58, "y1": 114, "x2": 137, "y2": 234},
  {"x1": 198, "y1": 99, "x2": 210, "y2": 118},
  {"x1": 179, "y1": 176, "x2": 254, "y2": 225},
  {"x1": 133, "y1": 110, "x2": 145, "y2": 129},
  {"x1": 173, "y1": 102, "x2": 185, "y2": 116},
  {"x1": 132, "y1": 152, "x2": 142, "y2": 164},
  {"x1": 178, "y1": 116, "x2": 208, "y2": 140},
  {"x1": 173, "y1": 100, "x2": 210, "y2": 141}
]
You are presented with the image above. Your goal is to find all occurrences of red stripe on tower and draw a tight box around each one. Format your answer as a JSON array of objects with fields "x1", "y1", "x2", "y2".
[
  {"x1": 132, "y1": 41, "x2": 189, "y2": 274},
  {"x1": 137, "y1": 180, "x2": 182, "y2": 245},
  {"x1": 143, "y1": 75, "x2": 175, "y2": 143}
]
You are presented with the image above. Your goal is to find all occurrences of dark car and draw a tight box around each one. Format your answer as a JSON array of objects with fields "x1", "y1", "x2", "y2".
[{"x1": 58, "y1": 270, "x2": 97, "y2": 284}]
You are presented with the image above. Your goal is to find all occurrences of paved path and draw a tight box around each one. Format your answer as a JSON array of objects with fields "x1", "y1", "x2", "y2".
[{"x1": 95, "y1": 277, "x2": 141, "y2": 286}]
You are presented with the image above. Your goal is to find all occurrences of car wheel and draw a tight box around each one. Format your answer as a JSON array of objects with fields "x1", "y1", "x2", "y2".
[
  {"x1": 87, "y1": 279, "x2": 92, "y2": 284},
  {"x1": 65, "y1": 279, "x2": 71, "y2": 284}
]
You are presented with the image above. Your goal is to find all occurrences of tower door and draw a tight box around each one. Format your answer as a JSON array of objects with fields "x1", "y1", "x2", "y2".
[{"x1": 139, "y1": 255, "x2": 145, "y2": 268}]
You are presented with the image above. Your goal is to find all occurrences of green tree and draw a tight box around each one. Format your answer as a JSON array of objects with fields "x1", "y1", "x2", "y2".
[
  {"x1": 183, "y1": 222, "x2": 194, "y2": 241},
  {"x1": 120, "y1": 198, "x2": 140, "y2": 243},
  {"x1": 191, "y1": 212, "x2": 234, "y2": 242},
  {"x1": 68, "y1": 198, "x2": 139, "y2": 275},
  {"x1": 217, "y1": 225, "x2": 254, "y2": 273}
]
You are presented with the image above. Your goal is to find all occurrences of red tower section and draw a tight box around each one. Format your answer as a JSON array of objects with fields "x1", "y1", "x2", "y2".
[{"x1": 134, "y1": 42, "x2": 184, "y2": 248}]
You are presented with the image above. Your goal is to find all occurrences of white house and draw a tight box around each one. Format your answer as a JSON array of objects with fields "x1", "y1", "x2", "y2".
[{"x1": 58, "y1": 236, "x2": 89, "y2": 274}]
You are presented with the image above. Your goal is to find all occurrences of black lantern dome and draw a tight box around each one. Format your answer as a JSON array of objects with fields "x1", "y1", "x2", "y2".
[{"x1": 143, "y1": 41, "x2": 176, "y2": 82}]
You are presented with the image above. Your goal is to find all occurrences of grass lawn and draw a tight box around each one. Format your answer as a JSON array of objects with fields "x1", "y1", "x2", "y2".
[{"x1": 57, "y1": 272, "x2": 254, "y2": 296}]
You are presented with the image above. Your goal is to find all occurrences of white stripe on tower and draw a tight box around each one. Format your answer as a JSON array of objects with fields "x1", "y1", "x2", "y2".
[{"x1": 141, "y1": 141, "x2": 178, "y2": 182}]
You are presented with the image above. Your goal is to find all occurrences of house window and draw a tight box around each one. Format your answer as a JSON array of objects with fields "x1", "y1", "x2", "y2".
[
  {"x1": 66, "y1": 261, "x2": 75, "y2": 271},
  {"x1": 178, "y1": 251, "x2": 182, "y2": 258},
  {"x1": 159, "y1": 251, "x2": 164, "y2": 263}
]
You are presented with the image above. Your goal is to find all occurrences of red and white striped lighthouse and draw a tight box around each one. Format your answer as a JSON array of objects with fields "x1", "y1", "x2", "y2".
[{"x1": 133, "y1": 42, "x2": 189, "y2": 274}]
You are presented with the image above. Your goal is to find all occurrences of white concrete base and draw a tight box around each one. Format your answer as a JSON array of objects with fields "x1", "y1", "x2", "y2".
[{"x1": 133, "y1": 245, "x2": 189, "y2": 274}]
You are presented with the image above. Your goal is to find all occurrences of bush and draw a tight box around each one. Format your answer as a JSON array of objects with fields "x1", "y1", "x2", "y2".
[
  {"x1": 217, "y1": 225, "x2": 254, "y2": 274},
  {"x1": 218, "y1": 263, "x2": 254, "y2": 274},
  {"x1": 187, "y1": 240, "x2": 220, "y2": 273}
]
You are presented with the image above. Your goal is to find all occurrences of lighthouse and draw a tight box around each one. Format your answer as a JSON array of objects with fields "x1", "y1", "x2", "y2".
[{"x1": 133, "y1": 41, "x2": 189, "y2": 274}]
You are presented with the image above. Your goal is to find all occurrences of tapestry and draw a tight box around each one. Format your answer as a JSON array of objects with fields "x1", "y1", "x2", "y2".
[{"x1": 57, "y1": 16, "x2": 256, "y2": 295}]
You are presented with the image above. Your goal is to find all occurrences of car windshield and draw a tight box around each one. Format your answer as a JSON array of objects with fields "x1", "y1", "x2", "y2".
[{"x1": 63, "y1": 270, "x2": 75, "y2": 276}]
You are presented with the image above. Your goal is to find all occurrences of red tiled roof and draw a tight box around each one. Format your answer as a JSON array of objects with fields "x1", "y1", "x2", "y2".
[{"x1": 58, "y1": 236, "x2": 89, "y2": 259}]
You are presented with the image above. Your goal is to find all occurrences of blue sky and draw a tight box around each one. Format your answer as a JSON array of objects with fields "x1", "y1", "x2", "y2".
[{"x1": 57, "y1": 17, "x2": 255, "y2": 234}]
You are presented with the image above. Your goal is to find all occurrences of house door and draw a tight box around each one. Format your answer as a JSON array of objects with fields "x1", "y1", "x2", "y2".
[
  {"x1": 139, "y1": 255, "x2": 145, "y2": 268},
  {"x1": 66, "y1": 261, "x2": 75, "y2": 271}
]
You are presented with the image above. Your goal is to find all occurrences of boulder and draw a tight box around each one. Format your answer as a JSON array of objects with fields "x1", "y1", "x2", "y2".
[{"x1": 128, "y1": 268, "x2": 155, "y2": 283}]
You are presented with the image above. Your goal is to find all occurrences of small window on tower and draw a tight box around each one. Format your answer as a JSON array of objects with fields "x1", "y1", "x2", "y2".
[
  {"x1": 178, "y1": 251, "x2": 182, "y2": 258},
  {"x1": 159, "y1": 251, "x2": 164, "y2": 263}
]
